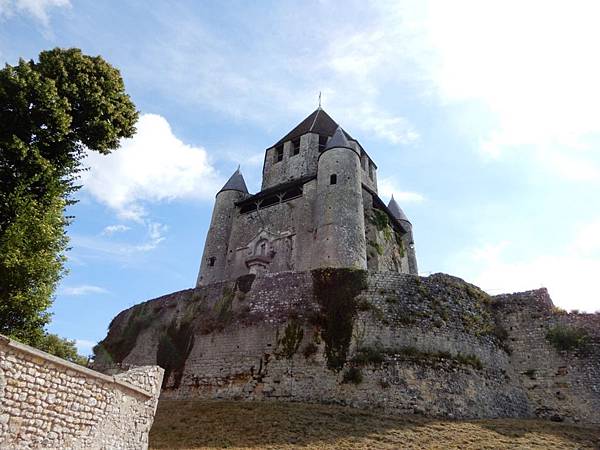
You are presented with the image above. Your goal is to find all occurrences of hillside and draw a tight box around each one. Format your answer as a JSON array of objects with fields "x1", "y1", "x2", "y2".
[{"x1": 149, "y1": 400, "x2": 600, "y2": 449}]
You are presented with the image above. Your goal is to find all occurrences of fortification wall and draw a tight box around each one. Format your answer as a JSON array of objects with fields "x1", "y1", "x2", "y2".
[
  {"x1": 94, "y1": 270, "x2": 600, "y2": 423},
  {"x1": 494, "y1": 289, "x2": 600, "y2": 423},
  {"x1": 0, "y1": 335, "x2": 163, "y2": 449},
  {"x1": 97, "y1": 270, "x2": 546, "y2": 420}
]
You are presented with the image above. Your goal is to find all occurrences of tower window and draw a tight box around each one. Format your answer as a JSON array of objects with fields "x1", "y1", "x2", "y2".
[
  {"x1": 330, "y1": 174, "x2": 337, "y2": 185},
  {"x1": 275, "y1": 144, "x2": 284, "y2": 163},
  {"x1": 208, "y1": 256, "x2": 216, "y2": 267},
  {"x1": 319, "y1": 135, "x2": 328, "y2": 151},
  {"x1": 292, "y1": 138, "x2": 300, "y2": 156}
]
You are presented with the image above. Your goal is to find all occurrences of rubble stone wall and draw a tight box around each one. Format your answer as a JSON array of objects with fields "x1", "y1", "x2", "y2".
[
  {"x1": 94, "y1": 270, "x2": 600, "y2": 423},
  {"x1": 495, "y1": 289, "x2": 600, "y2": 423},
  {"x1": 0, "y1": 335, "x2": 163, "y2": 449}
]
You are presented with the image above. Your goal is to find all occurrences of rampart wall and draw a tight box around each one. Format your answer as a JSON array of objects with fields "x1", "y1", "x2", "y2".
[
  {"x1": 0, "y1": 335, "x2": 163, "y2": 449},
  {"x1": 94, "y1": 270, "x2": 600, "y2": 423}
]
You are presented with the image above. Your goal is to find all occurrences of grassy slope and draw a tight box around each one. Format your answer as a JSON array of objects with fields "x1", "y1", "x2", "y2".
[{"x1": 150, "y1": 400, "x2": 600, "y2": 450}]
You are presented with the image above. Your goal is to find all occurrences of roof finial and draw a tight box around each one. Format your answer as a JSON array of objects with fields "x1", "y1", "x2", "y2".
[
  {"x1": 318, "y1": 91, "x2": 322, "y2": 109},
  {"x1": 237, "y1": 164, "x2": 240, "y2": 172}
]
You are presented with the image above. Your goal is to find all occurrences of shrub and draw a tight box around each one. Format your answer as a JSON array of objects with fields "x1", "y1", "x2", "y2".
[
  {"x1": 302, "y1": 342, "x2": 318, "y2": 359},
  {"x1": 277, "y1": 319, "x2": 304, "y2": 359},
  {"x1": 342, "y1": 367, "x2": 363, "y2": 384},
  {"x1": 352, "y1": 345, "x2": 385, "y2": 365},
  {"x1": 546, "y1": 325, "x2": 589, "y2": 352}
]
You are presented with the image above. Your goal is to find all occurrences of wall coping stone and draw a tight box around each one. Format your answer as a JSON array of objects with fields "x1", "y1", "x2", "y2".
[{"x1": 0, "y1": 334, "x2": 152, "y2": 398}]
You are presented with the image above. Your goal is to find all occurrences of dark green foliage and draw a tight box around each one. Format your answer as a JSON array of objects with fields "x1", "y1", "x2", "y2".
[
  {"x1": 214, "y1": 287, "x2": 235, "y2": 322},
  {"x1": 455, "y1": 353, "x2": 484, "y2": 370},
  {"x1": 352, "y1": 345, "x2": 385, "y2": 365},
  {"x1": 235, "y1": 274, "x2": 256, "y2": 294},
  {"x1": 94, "y1": 307, "x2": 153, "y2": 364},
  {"x1": 368, "y1": 240, "x2": 384, "y2": 256},
  {"x1": 385, "y1": 346, "x2": 484, "y2": 370},
  {"x1": 312, "y1": 268, "x2": 368, "y2": 371},
  {"x1": 157, "y1": 321, "x2": 195, "y2": 388},
  {"x1": 546, "y1": 325, "x2": 590, "y2": 352},
  {"x1": 341, "y1": 367, "x2": 363, "y2": 384},
  {"x1": 277, "y1": 319, "x2": 304, "y2": 359},
  {"x1": 0, "y1": 48, "x2": 137, "y2": 344},
  {"x1": 302, "y1": 342, "x2": 318, "y2": 358},
  {"x1": 34, "y1": 332, "x2": 88, "y2": 365},
  {"x1": 370, "y1": 209, "x2": 389, "y2": 231}
]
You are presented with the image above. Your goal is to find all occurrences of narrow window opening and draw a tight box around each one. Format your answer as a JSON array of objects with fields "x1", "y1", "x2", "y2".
[
  {"x1": 330, "y1": 174, "x2": 337, "y2": 185},
  {"x1": 318, "y1": 135, "x2": 328, "y2": 151},
  {"x1": 292, "y1": 138, "x2": 301, "y2": 156},
  {"x1": 368, "y1": 163, "x2": 374, "y2": 179},
  {"x1": 208, "y1": 256, "x2": 216, "y2": 267},
  {"x1": 275, "y1": 144, "x2": 284, "y2": 163}
]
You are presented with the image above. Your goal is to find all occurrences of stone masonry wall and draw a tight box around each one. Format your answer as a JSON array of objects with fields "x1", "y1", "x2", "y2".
[
  {"x1": 495, "y1": 289, "x2": 600, "y2": 423},
  {"x1": 94, "y1": 270, "x2": 599, "y2": 423},
  {"x1": 0, "y1": 335, "x2": 163, "y2": 449}
]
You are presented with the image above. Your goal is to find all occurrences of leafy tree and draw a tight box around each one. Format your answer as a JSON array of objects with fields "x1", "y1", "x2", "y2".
[
  {"x1": 0, "y1": 48, "x2": 138, "y2": 349},
  {"x1": 35, "y1": 332, "x2": 89, "y2": 366}
]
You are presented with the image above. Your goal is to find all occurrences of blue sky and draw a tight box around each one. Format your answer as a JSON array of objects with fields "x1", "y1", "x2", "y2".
[{"x1": 2, "y1": 0, "x2": 600, "y2": 354}]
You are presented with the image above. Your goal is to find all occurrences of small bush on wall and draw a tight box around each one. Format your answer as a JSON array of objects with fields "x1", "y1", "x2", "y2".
[{"x1": 546, "y1": 325, "x2": 590, "y2": 352}]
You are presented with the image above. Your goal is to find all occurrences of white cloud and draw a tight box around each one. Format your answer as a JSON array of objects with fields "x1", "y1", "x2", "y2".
[
  {"x1": 75, "y1": 339, "x2": 95, "y2": 356},
  {"x1": 0, "y1": 0, "x2": 70, "y2": 26},
  {"x1": 454, "y1": 220, "x2": 600, "y2": 312},
  {"x1": 415, "y1": 0, "x2": 600, "y2": 178},
  {"x1": 82, "y1": 114, "x2": 223, "y2": 221},
  {"x1": 101, "y1": 224, "x2": 131, "y2": 236},
  {"x1": 72, "y1": 220, "x2": 168, "y2": 259},
  {"x1": 378, "y1": 177, "x2": 425, "y2": 205},
  {"x1": 61, "y1": 285, "x2": 108, "y2": 296}
]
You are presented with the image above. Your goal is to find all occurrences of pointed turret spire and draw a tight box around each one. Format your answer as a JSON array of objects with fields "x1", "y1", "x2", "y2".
[
  {"x1": 218, "y1": 167, "x2": 248, "y2": 195},
  {"x1": 388, "y1": 195, "x2": 411, "y2": 226},
  {"x1": 325, "y1": 126, "x2": 351, "y2": 150}
]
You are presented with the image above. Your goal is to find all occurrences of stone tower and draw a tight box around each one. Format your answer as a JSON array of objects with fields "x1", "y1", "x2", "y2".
[
  {"x1": 314, "y1": 127, "x2": 367, "y2": 269},
  {"x1": 196, "y1": 107, "x2": 417, "y2": 286},
  {"x1": 197, "y1": 169, "x2": 249, "y2": 286}
]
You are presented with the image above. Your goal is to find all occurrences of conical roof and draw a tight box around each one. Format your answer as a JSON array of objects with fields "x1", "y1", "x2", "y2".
[
  {"x1": 325, "y1": 126, "x2": 351, "y2": 150},
  {"x1": 218, "y1": 168, "x2": 248, "y2": 195},
  {"x1": 388, "y1": 195, "x2": 411, "y2": 226},
  {"x1": 273, "y1": 108, "x2": 354, "y2": 147}
]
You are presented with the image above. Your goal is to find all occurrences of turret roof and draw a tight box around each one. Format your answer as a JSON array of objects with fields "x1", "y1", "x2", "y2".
[
  {"x1": 325, "y1": 126, "x2": 352, "y2": 150},
  {"x1": 218, "y1": 168, "x2": 248, "y2": 195},
  {"x1": 388, "y1": 195, "x2": 411, "y2": 226},
  {"x1": 273, "y1": 107, "x2": 354, "y2": 147}
]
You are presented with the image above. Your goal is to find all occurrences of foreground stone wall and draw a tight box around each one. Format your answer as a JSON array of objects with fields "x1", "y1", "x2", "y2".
[{"x1": 0, "y1": 335, "x2": 163, "y2": 449}]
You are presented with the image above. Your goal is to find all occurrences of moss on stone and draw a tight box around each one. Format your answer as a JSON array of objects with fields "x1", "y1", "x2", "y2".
[
  {"x1": 94, "y1": 305, "x2": 154, "y2": 364},
  {"x1": 311, "y1": 268, "x2": 368, "y2": 371},
  {"x1": 157, "y1": 320, "x2": 195, "y2": 388},
  {"x1": 368, "y1": 240, "x2": 384, "y2": 256},
  {"x1": 214, "y1": 287, "x2": 235, "y2": 322},
  {"x1": 341, "y1": 367, "x2": 363, "y2": 384}
]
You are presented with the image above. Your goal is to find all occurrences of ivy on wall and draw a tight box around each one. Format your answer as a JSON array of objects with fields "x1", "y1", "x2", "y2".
[{"x1": 311, "y1": 268, "x2": 368, "y2": 371}]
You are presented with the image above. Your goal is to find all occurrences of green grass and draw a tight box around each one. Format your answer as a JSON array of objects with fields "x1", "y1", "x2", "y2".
[{"x1": 150, "y1": 400, "x2": 600, "y2": 449}]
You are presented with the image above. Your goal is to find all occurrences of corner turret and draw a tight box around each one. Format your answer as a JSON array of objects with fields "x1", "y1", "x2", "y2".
[
  {"x1": 197, "y1": 168, "x2": 249, "y2": 286},
  {"x1": 388, "y1": 195, "x2": 418, "y2": 275}
]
